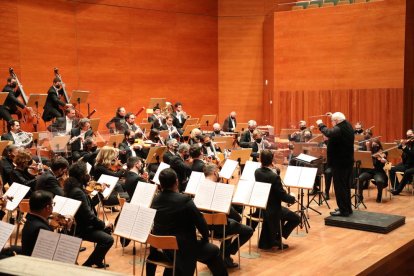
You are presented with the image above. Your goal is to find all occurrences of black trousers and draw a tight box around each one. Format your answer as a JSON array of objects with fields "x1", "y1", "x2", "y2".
[
  {"x1": 80, "y1": 229, "x2": 114, "y2": 266},
  {"x1": 324, "y1": 167, "x2": 332, "y2": 193},
  {"x1": 332, "y1": 165, "x2": 353, "y2": 214},
  {"x1": 389, "y1": 163, "x2": 414, "y2": 192},
  {"x1": 42, "y1": 107, "x2": 63, "y2": 122},
  {"x1": 146, "y1": 240, "x2": 228, "y2": 276},
  {"x1": 358, "y1": 171, "x2": 388, "y2": 199},
  {"x1": 0, "y1": 106, "x2": 21, "y2": 123}
]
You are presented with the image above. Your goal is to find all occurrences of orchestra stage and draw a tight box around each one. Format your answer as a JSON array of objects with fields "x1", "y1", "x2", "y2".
[{"x1": 74, "y1": 184, "x2": 414, "y2": 275}]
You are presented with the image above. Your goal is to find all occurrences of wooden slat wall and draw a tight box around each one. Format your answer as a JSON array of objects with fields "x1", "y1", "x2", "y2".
[{"x1": 0, "y1": 0, "x2": 218, "y2": 130}]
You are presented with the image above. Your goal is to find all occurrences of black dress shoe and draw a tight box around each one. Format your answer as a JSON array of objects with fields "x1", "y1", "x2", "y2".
[
  {"x1": 323, "y1": 192, "x2": 330, "y2": 200},
  {"x1": 95, "y1": 263, "x2": 110, "y2": 269},
  {"x1": 330, "y1": 210, "x2": 350, "y2": 217},
  {"x1": 391, "y1": 190, "x2": 400, "y2": 195},
  {"x1": 224, "y1": 257, "x2": 238, "y2": 268},
  {"x1": 376, "y1": 198, "x2": 382, "y2": 203}
]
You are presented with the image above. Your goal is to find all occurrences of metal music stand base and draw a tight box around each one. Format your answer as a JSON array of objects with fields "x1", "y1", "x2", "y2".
[
  {"x1": 240, "y1": 252, "x2": 261, "y2": 259},
  {"x1": 308, "y1": 190, "x2": 330, "y2": 210},
  {"x1": 296, "y1": 188, "x2": 311, "y2": 233},
  {"x1": 291, "y1": 230, "x2": 307, "y2": 238}
]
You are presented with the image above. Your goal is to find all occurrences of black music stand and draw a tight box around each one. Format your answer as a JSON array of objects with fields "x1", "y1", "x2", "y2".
[{"x1": 352, "y1": 151, "x2": 374, "y2": 209}]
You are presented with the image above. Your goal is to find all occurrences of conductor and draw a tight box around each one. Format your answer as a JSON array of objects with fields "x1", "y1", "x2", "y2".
[{"x1": 317, "y1": 112, "x2": 354, "y2": 217}]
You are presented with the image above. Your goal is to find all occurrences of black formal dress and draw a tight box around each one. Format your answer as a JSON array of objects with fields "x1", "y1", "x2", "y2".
[
  {"x1": 119, "y1": 140, "x2": 146, "y2": 164},
  {"x1": 147, "y1": 190, "x2": 227, "y2": 276},
  {"x1": 253, "y1": 167, "x2": 299, "y2": 249},
  {"x1": 35, "y1": 170, "x2": 64, "y2": 196},
  {"x1": 65, "y1": 182, "x2": 114, "y2": 266},
  {"x1": 0, "y1": 85, "x2": 25, "y2": 122},
  {"x1": 42, "y1": 86, "x2": 65, "y2": 122},
  {"x1": 169, "y1": 155, "x2": 192, "y2": 192},
  {"x1": 319, "y1": 120, "x2": 354, "y2": 215},
  {"x1": 21, "y1": 213, "x2": 53, "y2": 256}
]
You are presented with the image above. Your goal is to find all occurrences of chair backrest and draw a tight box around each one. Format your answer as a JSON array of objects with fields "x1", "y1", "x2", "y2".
[
  {"x1": 202, "y1": 212, "x2": 227, "y2": 226},
  {"x1": 19, "y1": 199, "x2": 30, "y2": 213},
  {"x1": 147, "y1": 234, "x2": 178, "y2": 250}
]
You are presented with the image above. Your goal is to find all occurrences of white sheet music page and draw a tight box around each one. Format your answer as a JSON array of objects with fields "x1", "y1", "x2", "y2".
[
  {"x1": 249, "y1": 181, "x2": 271, "y2": 208},
  {"x1": 97, "y1": 174, "x2": 119, "y2": 199},
  {"x1": 114, "y1": 202, "x2": 139, "y2": 238},
  {"x1": 240, "y1": 161, "x2": 261, "y2": 181},
  {"x1": 130, "y1": 182, "x2": 157, "y2": 208},
  {"x1": 232, "y1": 179, "x2": 255, "y2": 205},
  {"x1": 86, "y1": 162, "x2": 92, "y2": 174},
  {"x1": 219, "y1": 159, "x2": 238, "y2": 179},
  {"x1": 53, "y1": 234, "x2": 82, "y2": 264},
  {"x1": 296, "y1": 153, "x2": 318, "y2": 163},
  {"x1": 59, "y1": 198, "x2": 81, "y2": 217},
  {"x1": 0, "y1": 221, "x2": 15, "y2": 250},
  {"x1": 130, "y1": 206, "x2": 157, "y2": 243},
  {"x1": 185, "y1": 171, "x2": 205, "y2": 195},
  {"x1": 153, "y1": 162, "x2": 170, "y2": 184},
  {"x1": 298, "y1": 167, "x2": 318, "y2": 189},
  {"x1": 31, "y1": 229, "x2": 60, "y2": 260},
  {"x1": 283, "y1": 166, "x2": 302, "y2": 188},
  {"x1": 193, "y1": 180, "x2": 216, "y2": 210},
  {"x1": 5, "y1": 183, "x2": 30, "y2": 211},
  {"x1": 52, "y1": 195, "x2": 66, "y2": 214},
  {"x1": 210, "y1": 183, "x2": 234, "y2": 214}
]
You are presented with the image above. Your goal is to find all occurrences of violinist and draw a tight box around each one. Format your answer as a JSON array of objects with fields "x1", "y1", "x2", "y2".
[
  {"x1": 160, "y1": 114, "x2": 181, "y2": 139},
  {"x1": 10, "y1": 149, "x2": 37, "y2": 198},
  {"x1": 250, "y1": 130, "x2": 270, "y2": 162},
  {"x1": 148, "y1": 105, "x2": 164, "y2": 130},
  {"x1": 81, "y1": 137, "x2": 100, "y2": 167},
  {"x1": 190, "y1": 144, "x2": 205, "y2": 172},
  {"x1": 21, "y1": 190, "x2": 54, "y2": 256},
  {"x1": 64, "y1": 162, "x2": 114, "y2": 268},
  {"x1": 391, "y1": 129, "x2": 414, "y2": 195},
  {"x1": 124, "y1": 156, "x2": 148, "y2": 199},
  {"x1": 121, "y1": 112, "x2": 143, "y2": 136},
  {"x1": 147, "y1": 129, "x2": 164, "y2": 147},
  {"x1": 357, "y1": 138, "x2": 388, "y2": 203},
  {"x1": 0, "y1": 77, "x2": 32, "y2": 123},
  {"x1": 105, "y1": 107, "x2": 126, "y2": 134},
  {"x1": 354, "y1": 122, "x2": 364, "y2": 135},
  {"x1": 48, "y1": 107, "x2": 78, "y2": 134},
  {"x1": 0, "y1": 144, "x2": 18, "y2": 186},
  {"x1": 163, "y1": 139, "x2": 179, "y2": 165},
  {"x1": 169, "y1": 143, "x2": 192, "y2": 192},
  {"x1": 42, "y1": 77, "x2": 72, "y2": 122},
  {"x1": 201, "y1": 135, "x2": 220, "y2": 160},
  {"x1": 188, "y1": 128, "x2": 202, "y2": 146},
  {"x1": 35, "y1": 157, "x2": 69, "y2": 196},
  {"x1": 93, "y1": 146, "x2": 125, "y2": 179},
  {"x1": 211, "y1": 123, "x2": 226, "y2": 137},
  {"x1": 240, "y1": 120, "x2": 257, "y2": 147},
  {"x1": 69, "y1": 118, "x2": 93, "y2": 161},
  {"x1": 288, "y1": 120, "x2": 312, "y2": 142},
  {"x1": 119, "y1": 129, "x2": 145, "y2": 163}
]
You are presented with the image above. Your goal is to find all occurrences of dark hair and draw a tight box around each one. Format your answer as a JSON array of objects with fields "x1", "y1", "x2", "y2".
[
  {"x1": 124, "y1": 129, "x2": 132, "y2": 138},
  {"x1": 153, "y1": 104, "x2": 160, "y2": 111},
  {"x1": 260, "y1": 150, "x2": 274, "y2": 167},
  {"x1": 51, "y1": 156, "x2": 69, "y2": 172},
  {"x1": 65, "y1": 107, "x2": 75, "y2": 115},
  {"x1": 127, "y1": 156, "x2": 142, "y2": 170},
  {"x1": 7, "y1": 77, "x2": 14, "y2": 83},
  {"x1": 116, "y1": 107, "x2": 125, "y2": 117},
  {"x1": 189, "y1": 144, "x2": 202, "y2": 158},
  {"x1": 29, "y1": 190, "x2": 53, "y2": 212},
  {"x1": 53, "y1": 77, "x2": 60, "y2": 84},
  {"x1": 159, "y1": 168, "x2": 177, "y2": 190},
  {"x1": 83, "y1": 137, "x2": 94, "y2": 149},
  {"x1": 174, "y1": 102, "x2": 182, "y2": 108},
  {"x1": 2, "y1": 144, "x2": 17, "y2": 158},
  {"x1": 7, "y1": 120, "x2": 19, "y2": 132},
  {"x1": 125, "y1": 112, "x2": 134, "y2": 120},
  {"x1": 149, "y1": 129, "x2": 160, "y2": 140},
  {"x1": 64, "y1": 161, "x2": 87, "y2": 195}
]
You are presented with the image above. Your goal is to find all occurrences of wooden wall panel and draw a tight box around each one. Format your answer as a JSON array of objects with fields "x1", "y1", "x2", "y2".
[
  {"x1": 0, "y1": 2, "x2": 20, "y2": 76},
  {"x1": 263, "y1": 13, "x2": 274, "y2": 125}
]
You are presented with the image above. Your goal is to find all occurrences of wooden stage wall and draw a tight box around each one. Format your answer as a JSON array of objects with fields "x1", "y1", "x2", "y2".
[{"x1": 0, "y1": 0, "x2": 218, "y2": 130}]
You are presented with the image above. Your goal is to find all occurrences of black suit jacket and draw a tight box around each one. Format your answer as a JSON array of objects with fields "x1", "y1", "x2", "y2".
[
  {"x1": 65, "y1": 185, "x2": 105, "y2": 234},
  {"x1": 22, "y1": 213, "x2": 53, "y2": 256},
  {"x1": 172, "y1": 112, "x2": 186, "y2": 129},
  {"x1": 151, "y1": 190, "x2": 209, "y2": 275},
  {"x1": 223, "y1": 116, "x2": 236, "y2": 132},
  {"x1": 0, "y1": 132, "x2": 14, "y2": 143},
  {"x1": 35, "y1": 170, "x2": 64, "y2": 196},
  {"x1": 162, "y1": 150, "x2": 176, "y2": 164},
  {"x1": 0, "y1": 157, "x2": 14, "y2": 185},
  {"x1": 48, "y1": 117, "x2": 79, "y2": 133},
  {"x1": 148, "y1": 115, "x2": 164, "y2": 130},
  {"x1": 123, "y1": 171, "x2": 148, "y2": 199},
  {"x1": 191, "y1": 159, "x2": 205, "y2": 172},
  {"x1": 69, "y1": 128, "x2": 93, "y2": 152},
  {"x1": 319, "y1": 120, "x2": 354, "y2": 168},
  {"x1": 119, "y1": 141, "x2": 145, "y2": 163},
  {"x1": 105, "y1": 115, "x2": 125, "y2": 133},
  {"x1": 11, "y1": 168, "x2": 36, "y2": 198},
  {"x1": 2, "y1": 85, "x2": 25, "y2": 111},
  {"x1": 239, "y1": 130, "x2": 254, "y2": 148},
  {"x1": 169, "y1": 155, "x2": 192, "y2": 192},
  {"x1": 42, "y1": 86, "x2": 65, "y2": 121}
]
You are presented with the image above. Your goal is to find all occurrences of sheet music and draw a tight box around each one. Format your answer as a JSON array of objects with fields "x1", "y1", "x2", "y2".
[
  {"x1": 296, "y1": 153, "x2": 318, "y2": 163},
  {"x1": 232, "y1": 179, "x2": 255, "y2": 205},
  {"x1": 219, "y1": 159, "x2": 238, "y2": 179},
  {"x1": 193, "y1": 180, "x2": 216, "y2": 210},
  {"x1": 97, "y1": 174, "x2": 119, "y2": 199},
  {"x1": 53, "y1": 196, "x2": 81, "y2": 217},
  {"x1": 86, "y1": 162, "x2": 92, "y2": 174},
  {"x1": 130, "y1": 182, "x2": 157, "y2": 207},
  {"x1": 114, "y1": 203, "x2": 138, "y2": 238},
  {"x1": 31, "y1": 230, "x2": 60, "y2": 260},
  {"x1": 210, "y1": 183, "x2": 234, "y2": 214},
  {"x1": 298, "y1": 167, "x2": 318, "y2": 189},
  {"x1": 249, "y1": 181, "x2": 271, "y2": 208},
  {"x1": 0, "y1": 221, "x2": 15, "y2": 250},
  {"x1": 4, "y1": 183, "x2": 30, "y2": 211},
  {"x1": 283, "y1": 166, "x2": 302, "y2": 188},
  {"x1": 53, "y1": 234, "x2": 82, "y2": 264},
  {"x1": 52, "y1": 195, "x2": 66, "y2": 214},
  {"x1": 240, "y1": 161, "x2": 261, "y2": 181},
  {"x1": 130, "y1": 206, "x2": 157, "y2": 243},
  {"x1": 152, "y1": 162, "x2": 170, "y2": 184},
  {"x1": 185, "y1": 171, "x2": 205, "y2": 195}
]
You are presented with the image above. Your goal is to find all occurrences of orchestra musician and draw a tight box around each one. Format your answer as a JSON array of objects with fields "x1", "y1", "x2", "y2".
[
  {"x1": 172, "y1": 102, "x2": 187, "y2": 130},
  {"x1": 105, "y1": 107, "x2": 126, "y2": 134},
  {"x1": 21, "y1": 190, "x2": 54, "y2": 256},
  {"x1": 119, "y1": 129, "x2": 146, "y2": 164},
  {"x1": 93, "y1": 146, "x2": 125, "y2": 180},
  {"x1": 357, "y1": 138, "x2": 388, "y2": 202},
  {"x1": 391, "y1": 129, "x2": 414, "y2": 195},
  {"x1": 11, "y1": 149, "x2": 37, "y2": 198},
  {"x1": 188, "y1": 128, "x2": 202, "y2": 146},
  {"x1": 239, "y1": 120, "x2": 257, "y2": 148},
  {"x1": 160, "y1": 114, "x2": 181, "y2": 139},
  {"x1": 80, "y1": 137, "x2": 100, "y2": 167},
  {"x1": 0, "y1": 77, "x2": 32, "y2": 123},
  {"x1": 148, "y1": 105, "x2": 165, "y2": 130},
  {"x1": 124, "y1": 156, "x2": 148, "y2": 200},
  {"x1": 121, "y1": 112, "x2": 143, "y2": 136},
  {"x1": 163, "y1": 138, "x2": 179, "y2": 165},
  {"x1": 189, "y1": 144, "x2": 205, "y2": 172},
  {"x1": 288, "y1": 120, "x2": 313, "y2": 142},
  {"x1": 354, "y1": 121, "x2": 364, "y2": 135},
  {"x1": 317, "y1": 112, "x2": 354, "y2": 217},
  {"x1": 47, "y1": 107, "x2": 78, "y2": 134},
  {"x1": 223, "y1": 111, "x2": 237, "y2": 132},
  {"x1": 35, "y1": 156, "x2": 69, "y2": 197},
  {"x1": 1, "y1": 120, "x2": 33, "y2": 147},
  {"x1": 211, "y1": 123, "x2": 226, "y2": 137},
  {"x1": 69, "y1": 118, "x2": 94, "y2": 161},
  {"x1": 64, "y1": 161, "x2": 114, "y2": 268},
  {"x1": 201, "y1": 135, "x2": 221, "y2": 160},
  {"x1": 169, "y1": 143, "x2": 192, "y2": 192},
  {"x1": 147, "y1": 129, "x2": 164, "y2": 146},
  {"x1": 147, "y1": 168, "x2": 228, "y2": 276},
  {"x1": 0, "y1": 144, "x2": 18, "y2": 186},
  {"x1": 42, "y1": 77, "x2": 72, "y2": 122}
]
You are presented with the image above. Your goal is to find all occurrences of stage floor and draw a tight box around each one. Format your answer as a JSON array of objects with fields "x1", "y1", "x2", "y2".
[{"x1": 70, "y1": 184, "x2": 414, "y2": 275}]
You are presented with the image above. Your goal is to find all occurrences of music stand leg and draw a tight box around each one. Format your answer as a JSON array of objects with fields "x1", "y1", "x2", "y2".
[
  {"x1": 351, "y1": 161, "x2": 367, "y2": 209},
  {"x1": 240, "y1": 207, "x2": 260, "y2": 259}
]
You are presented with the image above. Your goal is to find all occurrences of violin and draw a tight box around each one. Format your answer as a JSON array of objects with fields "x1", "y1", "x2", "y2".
[
  {"x1": 85, "y1": 180, "x2": 109, "y2": 194},
  {"x1": 0, "y1": 195, "x2": 14, "y2": 208},
  {"x1": 27, "y1": 160, "x2": 50, "y2": 176},
  {"x1": 110, "y1": 159, "x2": 123, "y2": 172},
  {"x1": 57, "y1": 172, "x2": 69, "y2": 188},
  {"x1": 49, "y1": 213, "x2": 73, "y2": 231}
]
